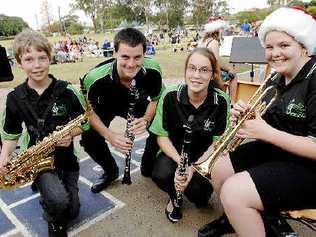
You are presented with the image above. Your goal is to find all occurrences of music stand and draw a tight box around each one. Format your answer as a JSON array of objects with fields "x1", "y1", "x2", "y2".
[{"x1": 229, "y1": 37, "x2": 266, "y2": 82}]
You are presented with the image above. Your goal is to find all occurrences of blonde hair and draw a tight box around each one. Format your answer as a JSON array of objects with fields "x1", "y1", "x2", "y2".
[{"x1": 12, "y1": 29, "x2": 52, "y2": 64}]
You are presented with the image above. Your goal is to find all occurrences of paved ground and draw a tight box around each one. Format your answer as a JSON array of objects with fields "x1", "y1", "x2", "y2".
[{"x1": 0, "y1": 77, "x2": 315, "y2": 237}]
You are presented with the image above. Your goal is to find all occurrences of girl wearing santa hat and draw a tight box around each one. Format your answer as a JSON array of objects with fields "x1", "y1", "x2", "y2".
[
  {"x1": 199, "y1": 16, "x2": 238, "y2": 104},
  {"x1": 198, "y1": 6, "x2": 316, "y2": 237}
]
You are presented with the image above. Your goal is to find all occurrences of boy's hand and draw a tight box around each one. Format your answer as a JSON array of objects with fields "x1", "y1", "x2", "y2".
[
  {"x1": 0, "y1": 156, "x2": 9, "y2": 175},
  {"x1": 56, "y1": 134, "x2": 73, "y2": 147}
]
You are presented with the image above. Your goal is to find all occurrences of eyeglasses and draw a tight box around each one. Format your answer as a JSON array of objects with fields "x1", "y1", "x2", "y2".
[{"x1": 187, "y1": 65, "x2": 212, "y2": 75}]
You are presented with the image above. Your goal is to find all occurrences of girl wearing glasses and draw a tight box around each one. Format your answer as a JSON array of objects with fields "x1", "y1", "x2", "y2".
[{"x1": 149, "y1": 47, "x2": 230, "y2": 223}]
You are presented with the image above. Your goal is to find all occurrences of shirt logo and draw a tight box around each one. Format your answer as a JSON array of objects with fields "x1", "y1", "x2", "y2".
[
  {"x1": 203, "y1": 118, "x2": 214, "y2": 132},
  {"x1": 286, "y1": 99, "x2": 306, "y2": 119},
  {"x1": 51, "y1": 103, "x2": 67, "y2": 116}
]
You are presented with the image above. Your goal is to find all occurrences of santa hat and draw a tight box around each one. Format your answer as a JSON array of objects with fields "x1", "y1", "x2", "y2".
[
  {"x1": 258, "y1": 7, "x2": 316, "y2": 55},
  {"x1": 204, "y1": 16, "x2": 227, "y2": 33}
]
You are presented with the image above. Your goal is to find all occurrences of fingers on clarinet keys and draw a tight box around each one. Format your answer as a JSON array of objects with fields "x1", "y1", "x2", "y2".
[
  {"x1": 90, "y1": 170, "x2": 119, "y2": 193},
  {"x1": 198, "y1": 215, "x2": 235, "y2": 237},
  {"x1": 165, "y1": 199, "x2": 182, "y2": 223}
]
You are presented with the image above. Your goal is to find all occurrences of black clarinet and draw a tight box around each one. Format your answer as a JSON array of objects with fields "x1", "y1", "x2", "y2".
[
  {"x1": 122, "y1": 79, "x2": 138, "y2": 185},
  {"x1": 174, "y1": 115, "x2": 194, "y2": 208}
]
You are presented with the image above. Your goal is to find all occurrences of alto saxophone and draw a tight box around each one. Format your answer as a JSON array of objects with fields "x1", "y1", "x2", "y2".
[
  {"x1": 0, "y1": 102, "x2": 91, "y2": 190},
  {"x1": 193, "y1": 69, "x2": 278, "y2": 180},
  {"x1": 122, "y1": 79, "x2": 138, "y2": 185}
]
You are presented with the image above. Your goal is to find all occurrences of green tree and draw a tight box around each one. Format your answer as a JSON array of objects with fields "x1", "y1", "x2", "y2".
[
  {"x1": 232, "y1": 8, "x2": 272, "y2": 25},
  {"x1": 310, "y1": 0, "x2": 316, "y2": 7},
  {"x1": 0, "y1": 15, "x2": 29, "y2": 36},
  {"x1": 307, "y1": 6, "x2": 316, "y2": 15},
  {"x1": 191, "y1": 0, "x2": 212, "y2": 27},
  {"x1": 72, "y1": 0, "x2": 99, "y2": 33},
  {"x1": 168, "y1": 0, "x2": 188, "y2": 29},
  {"x1": 287, "y1": 0, "x2": 307, "y2": 7}
]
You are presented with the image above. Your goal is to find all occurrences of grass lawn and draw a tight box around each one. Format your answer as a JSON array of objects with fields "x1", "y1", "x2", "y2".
[
  {"x1": 1, "y1": 49, "x2": 254, "y2": 89},
  {"x1": 1, "y1": 31, "x2": 254, "y2": 88}
]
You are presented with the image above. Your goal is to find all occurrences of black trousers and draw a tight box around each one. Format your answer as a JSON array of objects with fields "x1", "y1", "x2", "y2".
[
  {"x1": 36, "y1": 169, "x2": 80, "y2": 225},
  {"x1": 81, "y1": 128, "x2": 159, "y2": 176},
  {"x1": 152, "y1": 153, "x2": 213, "y2": 206}
]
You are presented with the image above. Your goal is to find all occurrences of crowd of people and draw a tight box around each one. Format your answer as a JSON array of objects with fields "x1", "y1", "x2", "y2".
[{"x1": 1, "y1": 5, "x2": 316, "y2": 237}]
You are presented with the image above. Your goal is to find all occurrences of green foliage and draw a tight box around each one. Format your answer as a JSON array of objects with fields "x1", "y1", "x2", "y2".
[
  {"x1": 231, "y1": 8, "x2": 273, "y2": 24},
  {"x1": 287, "y1": 0, "x2": 307, "y2": 7},
  {"x1": 191, "y1": 0, "x2": 210, "y2": 27},
  {"x1": 0, "y1": 15, "x2": 29, "y2": 36},
  {"x1": 310, "y1": 0, "x2": 316, "y2": 7},
  {"x1": 68, "y1": 23, "x2": 84, "y2": 35},
  {"x1": 307, "y1": 6, "x2": 316, "y2": 15},
  {"x1": 49, "y1": 15, "x2": 85, "y2": 35},
  {"x1": 50, "y1": 22, "x2": 61, "y2": 33}
]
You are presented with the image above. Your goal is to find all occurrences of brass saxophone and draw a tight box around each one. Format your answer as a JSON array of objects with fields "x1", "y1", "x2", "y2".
[
  {"x1": 193, "y1": 69, "x2": 278, "y2": 180},
  {"x1": 0, "y1": 103, "x2": 91, "y2": 190}
]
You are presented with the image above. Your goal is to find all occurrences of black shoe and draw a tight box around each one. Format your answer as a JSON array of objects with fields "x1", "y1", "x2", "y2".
[
  {"x1": 31, "y1": 182, "x2": 38, "y2": 193},
  {"x1": 91, "y1": 170, "x2": 119, "y2": 193},
  {"x1": 265, "y1": 215, "x2": 298, "y2": 237},
  {"x1": 165, "y1": 199, "x2": 182, "y2": 223},
  {"x1": 198, "y1": 215, "x2": 235, "y2": 237},
  {"x1": 48, "y1": 222, "x2": 68, "y2": 237}
]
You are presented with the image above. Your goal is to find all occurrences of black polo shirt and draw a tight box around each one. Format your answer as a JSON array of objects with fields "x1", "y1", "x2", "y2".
[
  {"x1": 82, "y1": 58, "x2": 164, "y2": 125},
  {"x1": 150, "y1": 83, "x2": 230, "y2": 163},
  {"x1": 263, "y1": 58, "x2": 316, "y2": 141},
  {"x1": 2, "y1": 75, "x2": 89, "y2": 171}
]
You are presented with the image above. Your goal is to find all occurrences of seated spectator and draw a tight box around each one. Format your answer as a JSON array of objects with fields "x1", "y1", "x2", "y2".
[
  {"x1": 102, "y1": 39, "x2": 111, "y2": 49},
  {"x1": 146, "y1": 43, "x2": 156, "y2": 55}
]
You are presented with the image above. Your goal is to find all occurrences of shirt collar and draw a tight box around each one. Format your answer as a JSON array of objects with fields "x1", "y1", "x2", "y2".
[
  {"x1": 178, "y1": 82, "x2": 217, "y2": 107},
  {"x1": 22, "y1": 74, "x2": 57, "y2": 99},
  {"x1": 275, "y1": 58, "x2": 316, "y2": 89}
]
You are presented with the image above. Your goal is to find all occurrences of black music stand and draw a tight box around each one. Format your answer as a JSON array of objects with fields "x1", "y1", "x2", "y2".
[{"x1": 229, "y1": 37, "x2": 266, "y2": 82}]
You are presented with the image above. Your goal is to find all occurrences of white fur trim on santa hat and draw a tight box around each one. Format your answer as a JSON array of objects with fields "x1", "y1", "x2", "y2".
[
  {"x1": 204, "y1": 20, "x2": 227, "y2": 33},
  {"x1": 258, "y1": 7, "x2": 316, "y2": 55}
]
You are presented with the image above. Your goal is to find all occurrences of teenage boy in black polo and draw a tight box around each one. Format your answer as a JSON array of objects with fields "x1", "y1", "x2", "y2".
[
  {"x1": 150, "y1": 48, "x2": 230, "y2": 223},
  {"x1": 0, "y1": 29, "x2": 89, "y2": 237},
  {"x1": 81, "y1": 28, "x2": 164, "y2": 193}
]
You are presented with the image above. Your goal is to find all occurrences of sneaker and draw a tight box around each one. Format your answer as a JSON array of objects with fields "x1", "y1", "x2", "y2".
[
  {"x1": 91, "y1": 169, "x2": 119, "y2": 193},
  {"x1": 198, "y1": 215, "x2": 235, "y2": 237},
  {"x1": 165, "y1": 199, "x2": 182, "y2": 223},
  {"x1": 31, "y1": 182, "x2": 38, "y2": 193},
  {"x1": 48, "y1": 222, "x2": 67, "y2": 237}
]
